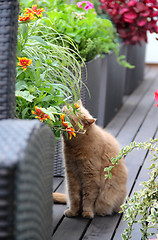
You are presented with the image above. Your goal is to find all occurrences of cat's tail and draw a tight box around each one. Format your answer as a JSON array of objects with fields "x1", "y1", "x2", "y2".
[{"x1": 53, "y1": 192, "x2": 67, "y2": 204}]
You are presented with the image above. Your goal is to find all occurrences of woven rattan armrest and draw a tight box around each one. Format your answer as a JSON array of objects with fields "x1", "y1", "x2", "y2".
[{"x1": 0, "y1": 119, "x2": 54, "y2": 240}]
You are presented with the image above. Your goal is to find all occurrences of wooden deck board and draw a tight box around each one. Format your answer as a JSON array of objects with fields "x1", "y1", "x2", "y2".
[
  {"x1": 53, "y1": 66, "x2": 158, "y2": 240},
  {"x1": 113, "y1": 130, "x2": 158, "y2": 240}
]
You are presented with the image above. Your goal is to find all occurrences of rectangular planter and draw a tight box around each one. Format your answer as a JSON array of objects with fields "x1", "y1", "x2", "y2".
[
  {"x1": 124, "y1": 42, "x2": 146, "y2": 95},
  {"x1": 81, "y1": 44, "x2": 127, "y2": 128},
  {"x1": 102, "y1": 43, "x2": 127, "y2": 127},
  {"x1": 81, "y1": 55, "x2": 102, "y2": 123}
]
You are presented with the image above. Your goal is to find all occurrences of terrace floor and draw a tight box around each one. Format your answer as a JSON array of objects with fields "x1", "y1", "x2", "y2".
[{"x1": 53, "y1": 65, "x2": 158, "y2": 240}]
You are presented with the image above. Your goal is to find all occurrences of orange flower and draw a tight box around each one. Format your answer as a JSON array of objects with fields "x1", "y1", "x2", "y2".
[
  {"x1": 17, "y1": 57, "x2": 32, "y2": 71},
  {"x1": 66, "y1": 127, "x2": 76, "y2": 140},
  {"x1": 60, "y1": 114, "x2": 76, "y2": 139},
  {"x1": 18, "y1": 13, "x2": 35, "y2": 22},
  {"x1": 60, "y1": 114, "x2": 66, "y2": 122},
  {"x1": 74, "y1": 103, "x2": 80, "y2": 109},
  {"x1": 62, "y1": 121, "x2": 68, "y2": 128},
  {"x1": 60, "y1": 114, "x2": 68, "y2": 128},
  {"x1": 32, "y1": 106, "x2": 51, "y2": 122},
  {"x1": 24, "y1": 5, "x2": 45, "y2": 17}
]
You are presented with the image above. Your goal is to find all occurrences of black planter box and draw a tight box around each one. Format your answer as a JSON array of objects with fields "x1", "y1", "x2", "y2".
[
  {"x1": 81, "y1": 44, "x2": 127, "y2": 127},
  {"x1": 102, "y1": 44, "x2": 127, "y2": 127},
  {"x1": 81, "y1": 55, "x2": 102, "y2": 122},
  {"x1": 124, "y1": 42, "x2": 146, "y2": 95}
]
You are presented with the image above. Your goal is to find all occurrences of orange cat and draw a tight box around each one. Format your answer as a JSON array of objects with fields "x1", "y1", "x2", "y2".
[{"x1": 53, "y1": 101, "x2": 128, "y2": 218}]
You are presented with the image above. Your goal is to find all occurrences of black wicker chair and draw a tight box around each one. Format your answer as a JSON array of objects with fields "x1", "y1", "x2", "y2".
[{"x1": 0, "y1": 1, "x2": 54, "y2": 239}]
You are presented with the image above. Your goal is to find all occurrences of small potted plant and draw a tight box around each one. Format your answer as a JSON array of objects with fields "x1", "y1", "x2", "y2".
[{"x1": 99, "y1": 0, "x2": 158, "y2": 94}]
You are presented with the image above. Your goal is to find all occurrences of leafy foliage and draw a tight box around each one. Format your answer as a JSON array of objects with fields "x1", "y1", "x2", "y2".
[
  {"x1": 41, "y1": 2, "x2": 120, "y2": 62},
  {"x1": 16, "y1": 4, "x2": 84, "y2": 139},
  {"x1": 105, "y1": 138, "x2": 158, "y2": 239}
]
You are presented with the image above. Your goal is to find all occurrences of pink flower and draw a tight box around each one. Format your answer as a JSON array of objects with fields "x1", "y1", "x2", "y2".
[
  {"x1": 155, "y1": 89, "x2": 158, "y2": 101},
  {"x1": 154, "y1": 89, "x2": 158, "y2": 107},
  {"x1": 77, "y1": 1, "x2": 94, "y2": 10}
]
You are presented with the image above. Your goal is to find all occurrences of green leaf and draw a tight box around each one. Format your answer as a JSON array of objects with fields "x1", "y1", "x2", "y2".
[
  {"x1": 109, "y1": 172, "x2": 112, "y2": 179},
  {"x1": 36, "y1": 60, "x2": 41, "y2": 81},
  {"x1": 15, "y1": 90, "x2": 36, "y2": 102},
  {"x1": 28, "y1": 36, "x2": 48, "y2": 46},
  {"x1": 15, "y1": 81, "x2": 29, "y2": 91},
  {"x1": 22, "y1": 107, "x2": 30, "y2": 118},
  {"x1": 78, "y1": 122, "x2": 84, "y2": 130}
]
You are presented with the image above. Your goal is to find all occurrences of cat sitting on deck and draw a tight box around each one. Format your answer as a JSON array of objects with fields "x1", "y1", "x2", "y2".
[{"x1": 53, "y1": 100, "x2": 128, "y2": 219}]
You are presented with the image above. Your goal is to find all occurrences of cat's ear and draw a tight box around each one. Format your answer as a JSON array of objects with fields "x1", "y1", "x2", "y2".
[
  {"x1": 77, "y1": 99, "x2": 82, "y2": 106},
  {"x1": 82, "y1": 118, "x2": 95, "y2": 126}
]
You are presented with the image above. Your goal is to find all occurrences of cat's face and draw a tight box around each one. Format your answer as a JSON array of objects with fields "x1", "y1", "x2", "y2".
[{"x1": 62, "y1": 100, "x2": 95, "y2": 131}]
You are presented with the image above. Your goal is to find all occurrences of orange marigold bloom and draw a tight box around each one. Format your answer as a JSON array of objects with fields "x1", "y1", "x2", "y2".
[
  {"x1": 17, "y1": 57, "x2": 32, "y2": 71},
  {"x1": 32, "y1": 106, "x2": 51, "y2": 122},
  {"x1": 66, "y1": 127, "x2": 76, "y2": 140},
  {"x1": 24, "y1": 5, "x2": 45, "y2": 17}
]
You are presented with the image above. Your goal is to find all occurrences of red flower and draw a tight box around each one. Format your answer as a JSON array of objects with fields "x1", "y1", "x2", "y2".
[
  {"x1": 60, "y1": 114, "x2": 66, "y2": 122},
  {"x1": 74, "y1": 103, "x2": 80, "y2": 109},
  {"x1": 32, "y1": 106, "x2": 51, "y2": 122},
  {"x1": 62, "y1": 121, "x2": 68, "y2": 128},
  {"x1": 17, "y1": 57, "x2": 32, "y2": 71},
  {"x1": 66, "y1": 127, "x2": 76, "y2": 140},
  {"x1": 18, "y1": 13, "x2": 35, "y2": 22},
  {"x1": 60, "y1": 114, "x2": 69, "y2": 128},
  {"x1": 60, "y1": 114, "x2": 76, "y2": 139},
  {"x1": 154, "y1": 89, "x2": 158, "y2": 108},
  {"x1": 24, "y1": 5, "x2": 45, "y2": 17},
  {"x1": 154, "y1": 89, "x2": 158, "y2": 102}
]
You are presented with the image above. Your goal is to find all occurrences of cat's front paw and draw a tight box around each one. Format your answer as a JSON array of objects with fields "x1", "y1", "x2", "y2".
[
  {"x1": 82, "y1": 210, "x2": 94, "y2": 219},
  {"x1": 64, "y1": 209, "x2": 78, "y2": 218}
]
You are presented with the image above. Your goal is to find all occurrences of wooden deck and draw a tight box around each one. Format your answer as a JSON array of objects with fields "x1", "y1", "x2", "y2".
[{"x1": 53, "y1": 65, "x2": 158, "y2": 240}]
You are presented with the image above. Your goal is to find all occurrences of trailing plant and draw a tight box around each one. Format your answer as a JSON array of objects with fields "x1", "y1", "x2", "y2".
[
  {"x1": 16, "y1": 3, "x2": 84, "y2": 140},
  {"x1": 105, "y1": 138, "x2": 158, "y2": 239}
]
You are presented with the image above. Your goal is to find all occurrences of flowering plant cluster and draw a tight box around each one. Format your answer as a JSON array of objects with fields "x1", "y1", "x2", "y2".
[
  {"x1": 44, "y1": 1, "x2": 120, "y2": 62},
  {"x1": 31, "y1": 106, "x2": 78, "y2": 140},
  {"x1": 99, "y1": 0, "x2": 158, "y2": 44},
  {"x1": 19, "y1": 5, "x2": 45, "y2": 21},
  {"x1": 16, "y1": 3, "x2": 83, "y2": 140},
  {"x1": 77, "y1": 1, "x2": 95, "y2": 10}
]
